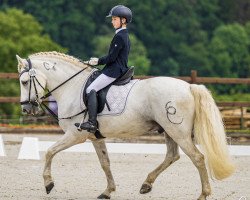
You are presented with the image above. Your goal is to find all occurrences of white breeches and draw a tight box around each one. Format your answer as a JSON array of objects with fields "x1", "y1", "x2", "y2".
[{"x1": 86, "y1": 73, "x2": 116, "y2": 94}]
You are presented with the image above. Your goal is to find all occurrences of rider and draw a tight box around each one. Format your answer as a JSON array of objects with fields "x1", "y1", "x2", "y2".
[{"x1": 75, "y1": 5, "x2": 132, "y2": 134}]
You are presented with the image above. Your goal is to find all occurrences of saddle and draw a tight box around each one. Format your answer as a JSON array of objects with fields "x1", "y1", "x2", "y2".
[{"x1": 83, "y1": 67, "x2": 134, "y2": 113}]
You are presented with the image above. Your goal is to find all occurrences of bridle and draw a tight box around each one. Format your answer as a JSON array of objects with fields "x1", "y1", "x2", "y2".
[
  {"x1": 19, "y1": 58, "x2": 40, "y2": 107},
  {"x1": 19, "y1": 58, "x2": 90, "y2": 122}
]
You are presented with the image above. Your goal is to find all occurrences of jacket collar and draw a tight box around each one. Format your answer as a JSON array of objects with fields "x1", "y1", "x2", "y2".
[{"x1": 115, "y1": 27, "x2": 127, "y2": 34}]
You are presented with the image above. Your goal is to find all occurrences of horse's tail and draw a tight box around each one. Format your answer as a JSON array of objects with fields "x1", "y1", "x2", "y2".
[{"x1": 190, "y1": 84, "x2": 235, "y2": 180}]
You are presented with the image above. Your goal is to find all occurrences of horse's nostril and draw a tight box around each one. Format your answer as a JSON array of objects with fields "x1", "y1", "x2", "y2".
[{"x1": 22, "y1": 108, "x2": 27, "y2": 113}]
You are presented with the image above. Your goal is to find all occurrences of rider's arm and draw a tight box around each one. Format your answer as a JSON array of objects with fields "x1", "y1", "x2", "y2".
[{"x1": 98, "y1": 35, "x2": 124, "y2": 65}]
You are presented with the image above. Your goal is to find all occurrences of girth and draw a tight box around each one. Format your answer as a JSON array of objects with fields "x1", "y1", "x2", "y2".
[{"x1": 83, "y1": 67, "x2": 134, "y2": 113}]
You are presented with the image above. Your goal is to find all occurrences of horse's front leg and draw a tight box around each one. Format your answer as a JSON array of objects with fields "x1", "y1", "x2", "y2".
[
  {"x1": 43, "y1": 130, "x2": 86, "y2": 194},
  {"x1": 92, "y1": 140, "x2": 116, "y2": 199}
]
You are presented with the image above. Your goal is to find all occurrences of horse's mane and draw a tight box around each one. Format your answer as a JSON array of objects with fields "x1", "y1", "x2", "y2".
[{"x1": 29, "y1": 51, "x2": 87, "y2": 68}]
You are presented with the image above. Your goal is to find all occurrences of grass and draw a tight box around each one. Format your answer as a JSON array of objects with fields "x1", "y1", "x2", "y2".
[{"x1": 213, "y1": 93, "x2": 250, "y2": 102}]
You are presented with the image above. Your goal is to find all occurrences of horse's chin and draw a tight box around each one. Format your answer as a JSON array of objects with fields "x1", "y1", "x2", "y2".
[{"x1": 22, "y1": 106, "x2": 42, "y2": 116}]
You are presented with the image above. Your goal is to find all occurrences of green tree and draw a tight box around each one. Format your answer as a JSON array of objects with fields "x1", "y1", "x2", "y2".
[
  {"x1": 3, "y1": 0, "x2": 222, "y2": 76},
  {"x1": 2, "y1": 0, "x2": 97, "y2": 59},
  {"x1": 93, "y1": 34, "x2": 150, "y2": 75},
  {"x1": 209, "y1": 23, "x2": 250, "y2": 78},
  {"x1": 127, "y1": 0, "x2": 220, "y2": 76},
  {"x1": 1, "y1": 0, "x2": 250, "y2": 89},
  {"x1": 176, "y1": 42, "x2": 212, "y2": 76},
  {"x1": 208, "y1": 23, "x2": 250, "y2": 94},
  {"x1": 218, "y1": 0, "x2": 250, "y2": 24},
  {"x1": 0, "y1": 8, "x2": 66, "y2": 72},
  {"x1": 0, "y1": 8, "x2": 66, "y2": 116}
]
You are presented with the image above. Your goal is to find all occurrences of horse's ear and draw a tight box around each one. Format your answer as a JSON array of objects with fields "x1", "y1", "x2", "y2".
[{"x1": 16, "y1": 55, "x2": 27, "y2": 73}]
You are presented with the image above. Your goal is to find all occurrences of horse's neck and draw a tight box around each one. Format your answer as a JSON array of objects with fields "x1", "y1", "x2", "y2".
[{"x1": 42, "y1": 58, "x2": 92, "y2": 117}]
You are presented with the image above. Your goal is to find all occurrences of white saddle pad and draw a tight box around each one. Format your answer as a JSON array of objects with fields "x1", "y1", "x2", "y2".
[{"x1": 98, "y1": 79, "x2": 139, "y2": 116}]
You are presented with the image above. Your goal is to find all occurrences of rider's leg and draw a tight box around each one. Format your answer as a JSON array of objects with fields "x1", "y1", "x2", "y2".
[
  {"x1": 75, "y1": 73, "x2": 116, "y2": 133},
  {"x1": 79, "y1": 89, "x2": 98, "y2": 133},
  {"x1": 86, "y1": 73, "x2": 116, "y2": 94}
]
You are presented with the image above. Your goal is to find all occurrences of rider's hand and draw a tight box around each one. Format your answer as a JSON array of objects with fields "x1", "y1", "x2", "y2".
[{"x1": 84, "y1": 57, "x2": 99, "y2": 66}]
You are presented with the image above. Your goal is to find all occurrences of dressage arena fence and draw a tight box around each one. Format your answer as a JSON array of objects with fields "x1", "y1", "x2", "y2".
[{"x1": 1, "y1": 70, "x2": 250, "y2": 129}]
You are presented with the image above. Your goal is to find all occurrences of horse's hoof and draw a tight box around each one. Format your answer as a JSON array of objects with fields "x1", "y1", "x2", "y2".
[
  {"x1": 45, "y1": 182, "x2": 54, "y2": 194},
  {"x1": 140, "y1": 183, "x2": 152, "y2": 194},
  {"x1": 97, "y1": 193, "x2": 110, "y2": 199}
]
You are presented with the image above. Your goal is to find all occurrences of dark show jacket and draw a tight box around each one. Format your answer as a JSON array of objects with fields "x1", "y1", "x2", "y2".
[{"x1": 98, "y1": 29, "x2": 130, "y2": 78}]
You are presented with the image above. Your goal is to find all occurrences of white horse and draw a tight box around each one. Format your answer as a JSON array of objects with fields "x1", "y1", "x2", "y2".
[{"x1": 16, "y1": 51, "x2": 234, "y2": 200}]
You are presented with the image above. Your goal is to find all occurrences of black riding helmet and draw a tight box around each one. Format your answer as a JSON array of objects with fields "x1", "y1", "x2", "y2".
[{"x1": 106, "y1": 5, "x2": 132, "y2": 23}]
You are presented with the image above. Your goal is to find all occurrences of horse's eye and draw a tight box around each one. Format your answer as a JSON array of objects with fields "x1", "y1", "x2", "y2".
[{"x1": 22, "y1": 81, "x2": 28, "y2": 86}]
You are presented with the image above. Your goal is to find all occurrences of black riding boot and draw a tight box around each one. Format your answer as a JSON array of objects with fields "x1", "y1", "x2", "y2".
[{"x1": 75, "y1": 90, "x2": 98, "y2": 133}]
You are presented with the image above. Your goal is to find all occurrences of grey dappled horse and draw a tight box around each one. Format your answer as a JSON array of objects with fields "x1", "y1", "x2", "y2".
[{"x1": 17, "y1": 52, "x2": 234, "y2": 200}]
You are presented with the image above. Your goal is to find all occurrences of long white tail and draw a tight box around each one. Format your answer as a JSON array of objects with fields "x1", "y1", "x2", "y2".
[{"x1": 190, "y1": 84, "x2": 235, "y2": 180}]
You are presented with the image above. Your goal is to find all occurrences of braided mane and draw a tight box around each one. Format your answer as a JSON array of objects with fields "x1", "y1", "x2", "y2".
[{"x1": 30, "y1": 51, "x2": 87, "y2": 68}]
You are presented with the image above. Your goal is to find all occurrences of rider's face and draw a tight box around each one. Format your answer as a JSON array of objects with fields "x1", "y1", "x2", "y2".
[
  {"x1": 112, "y1": 16, "x2": 126, "y2": 29},
  {"x1": 112, "y1": 16, "x2": 120, "y2": 29}
]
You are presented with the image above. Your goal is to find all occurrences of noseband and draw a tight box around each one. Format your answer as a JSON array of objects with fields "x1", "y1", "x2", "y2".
[{"x1": 19, "y1": 58, "x2": 90, "y2": 121}]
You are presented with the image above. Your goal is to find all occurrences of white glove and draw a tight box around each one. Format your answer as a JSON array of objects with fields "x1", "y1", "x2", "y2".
[{"x1": 84, "y1": 57, "x2": 99, "y2": 66}]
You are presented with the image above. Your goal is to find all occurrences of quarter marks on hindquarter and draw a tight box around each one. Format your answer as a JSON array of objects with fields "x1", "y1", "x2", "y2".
[{"x1": 165, "y1": 101, "x2": 183, "y2": 125}]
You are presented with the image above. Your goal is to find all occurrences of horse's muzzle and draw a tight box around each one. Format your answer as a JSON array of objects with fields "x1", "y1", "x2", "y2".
[{"x1": 21, "y1": 101, "x2": 41, "y2": 115}]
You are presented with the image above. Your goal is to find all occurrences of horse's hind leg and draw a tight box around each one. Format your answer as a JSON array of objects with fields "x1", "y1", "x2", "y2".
[
  {"x1": 177, "y1": 137, "x2": 211, "y2": 200},
  {"x1": 43, "y1": 131, "x2": 86, "y2": 194},
  {"x1": 140, "y1": 133, "x2": 180, "y2": 194},
  {"x1": 92, "y1": 140, "x2": 116, "y2": 199}
]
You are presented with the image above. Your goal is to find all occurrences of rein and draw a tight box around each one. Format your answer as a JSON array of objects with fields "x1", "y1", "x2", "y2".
[{"x1": 19, "y1": 58, "x2": 90, "y2": 122}]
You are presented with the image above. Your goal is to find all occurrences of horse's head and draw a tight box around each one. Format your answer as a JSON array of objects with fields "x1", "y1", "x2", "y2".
[{"x1": 16, "y1": 55, "x2": 47, "y2": 115}]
